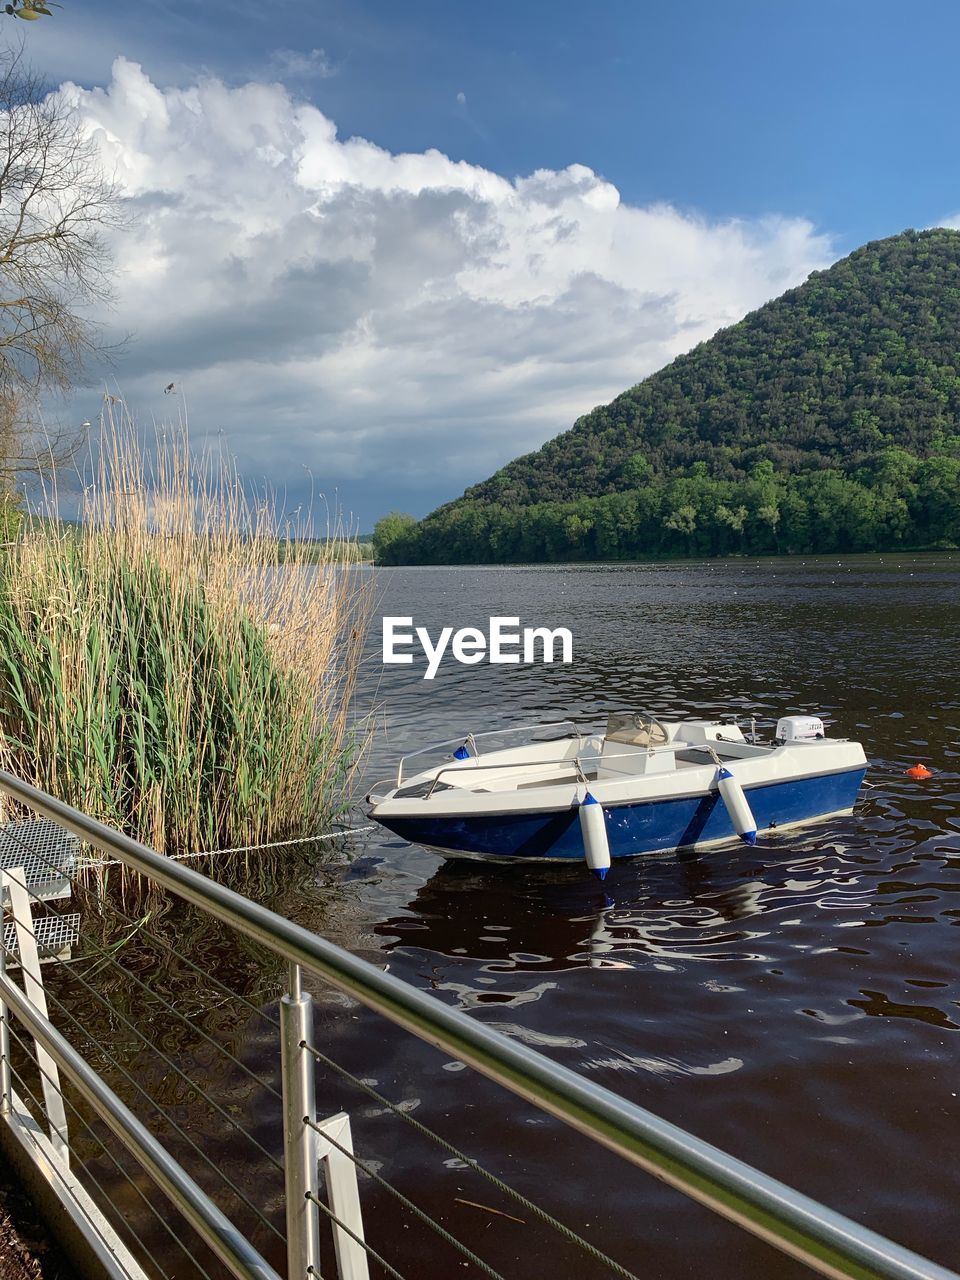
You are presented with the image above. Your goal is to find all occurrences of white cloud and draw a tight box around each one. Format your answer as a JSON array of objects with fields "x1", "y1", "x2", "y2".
[{"x1": 56, "y1": 59, "x2": 835, "y2": 522}]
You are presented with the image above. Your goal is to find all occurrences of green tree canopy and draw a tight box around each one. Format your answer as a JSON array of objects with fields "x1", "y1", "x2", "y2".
[
  {"x1": 372, "y1": 511, "x2": 418, "y2": 562},
  {"x1": 386, "y1": 229, "x2": 960, "y2": 564}
]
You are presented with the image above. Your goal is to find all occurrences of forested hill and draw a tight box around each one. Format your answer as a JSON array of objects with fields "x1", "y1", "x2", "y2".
[{"x1": 377, "y1": 228, "x2": 960, "y2": 563}]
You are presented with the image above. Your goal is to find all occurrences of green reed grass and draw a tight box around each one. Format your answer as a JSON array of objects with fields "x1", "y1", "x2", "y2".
[{"x1": 0, "y1": 409, "x2": 371, "y2": 857}]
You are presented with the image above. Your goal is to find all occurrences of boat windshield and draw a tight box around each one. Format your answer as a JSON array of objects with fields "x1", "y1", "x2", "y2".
[{"x1": 605, "y1": 710, "x2": 669, "y2": 746}]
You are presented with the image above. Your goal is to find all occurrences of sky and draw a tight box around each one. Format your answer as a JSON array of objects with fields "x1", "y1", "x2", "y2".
[{"x1": 15, "y1": 0, "x2": 960, "y2": 529}]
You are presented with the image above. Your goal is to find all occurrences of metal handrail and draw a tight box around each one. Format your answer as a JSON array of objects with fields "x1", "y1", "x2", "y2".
[
  {"x1": 0, "y1": 971, "x2": 280, "y2": 1280},
  {"x1": 1, "y1": 767, "x2": 957, "y2": 1280},
  {"x1": 391, "y1": 741, "x2": 722, "y2": 801},
  {"x1": 395, "y1": 719, "x2": 581, "y2": 785},
  {"x1": 363, "y1": 742, "x2": 716, "y2": 806},
  {"x1": 424, "y1": 752, "x2": 593, "y2": 799}
]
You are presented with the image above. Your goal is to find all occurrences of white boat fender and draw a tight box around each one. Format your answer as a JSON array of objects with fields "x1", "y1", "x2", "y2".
[
  {"x1": 716, "y1": 766, "x2": 757, "y2": 846},
  {"x1": 578, "y1": 791, "x2": 611, "y2": 880}
]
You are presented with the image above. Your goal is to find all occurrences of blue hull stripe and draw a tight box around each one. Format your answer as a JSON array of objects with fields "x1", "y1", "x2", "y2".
[{"x1": 376, "y1": 768, "x2": 867, "y2": 861}]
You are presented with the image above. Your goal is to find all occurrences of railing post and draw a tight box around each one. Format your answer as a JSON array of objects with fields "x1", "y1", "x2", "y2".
[
  {"x1": 280, "y1": 963, "x2": 320, "y2": 1280},
  {"x1": 0, "y1": 917, "x2": 10, "y2": 1117}
]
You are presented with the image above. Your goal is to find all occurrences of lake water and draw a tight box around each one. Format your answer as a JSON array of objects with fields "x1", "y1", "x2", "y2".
[
  {"x1": 25, "y1": 553, "x2": 960, "y2": 1280},
  {"x1": 328, "y1": 554, "x2": 960, "y2": 1278}
]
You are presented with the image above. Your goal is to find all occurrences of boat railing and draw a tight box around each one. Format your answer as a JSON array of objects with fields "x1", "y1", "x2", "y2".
[
  {"x1": 2, "y1": 768, "x2": 958, "y2": 1280},
  {"x1": 397, "y1": 727, "x2": 775, "y2": 800},
  {"x1": 372, "y1": 739, "x2": 778, "y2": 806},
  {"x1": 423, "y1": 752, "x2": 594, "y2": 798},
  {"x1": 417, "y1": 739, "x2": 762, "y2": 799},
  {"x1": 394, "y1": 718, "x2": 582, "y2": 786},
  {"x1": 365, "y1": 746, "x2": 671, "y2": 804}
]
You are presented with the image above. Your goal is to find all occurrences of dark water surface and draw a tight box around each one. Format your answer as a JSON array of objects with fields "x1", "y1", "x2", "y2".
[
  {"x1": 39, "y1": 555, "x2": 960, "y2": 1280},
  {"x1": 328, "y1": 555, "x2": 960, "y2": 1278}
]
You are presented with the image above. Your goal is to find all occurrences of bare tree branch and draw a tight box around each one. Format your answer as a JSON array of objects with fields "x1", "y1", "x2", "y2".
[{"x1": 0, "y1": 45, "x2": 122, "y2": 479}]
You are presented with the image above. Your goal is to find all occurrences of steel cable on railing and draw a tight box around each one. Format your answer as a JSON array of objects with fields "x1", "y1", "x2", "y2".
[
  {"x1": 304, "y1": 1190, "x2": 408, "y2": 1280},
  {"x1": 6, "y1": 1036, "x2": 211, "y2": 1280},
  {"x1": 9, "y1": 885, "x2": 504, "y2": 1274},
  {"x1": 4, "y1": 821, "x2": 638, "y2": 1278},
  {"x1": 301, "y1": 1041, "x2": 643, "y2": 1280},
  {"x1": 7, "y1": 832, "x2": 640, "y2": 1280},
  {"x1": 11, "y1": 815, "x2": 629, "y2": 1278},
  {"x1": 0, "y1": 927, "x2": 286, "y2": 1247},
  {"x1": 3, "y1": 808, "x2": 360, "y2": 1057},
  {"x1": 304, "y1": 1116, "x2": 506, "y2": 1280},
  {"x1": 0, "y1": 891, "x2": 286, "y2": 1177},
  {"x1": 5, "y1": 1027, "x2": 215, "y2": 1280},
  {"x1": 52, "y1": 904, "x2": 283, "y2": 1104},
  {"x1": 0, "y1": 870, "x2": 285, "y2": 1172},
  {"x1": 0, "y1": 821, "x2": 286, "y2": 1056},
  {"x1": 75, "y1": 886, "x2": 284, "y2": 1031},
  {"x1": 3, "y1": 940, "x2": 286, "y2": 1254}
]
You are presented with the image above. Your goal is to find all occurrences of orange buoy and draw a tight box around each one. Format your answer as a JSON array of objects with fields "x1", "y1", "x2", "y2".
[{"x1": 905, "y1": 763, "x2": 934, "y2": 779}]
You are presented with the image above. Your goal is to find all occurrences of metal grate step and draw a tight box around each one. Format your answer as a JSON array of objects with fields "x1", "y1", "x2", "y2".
[
  {"x1": 0, "y1": 819, "x2": 78, "y2": 904},
  {"x1": 3, "y1": 913, "x2": 80, "y2": 967}
]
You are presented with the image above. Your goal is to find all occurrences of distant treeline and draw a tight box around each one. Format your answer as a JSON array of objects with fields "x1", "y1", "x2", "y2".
[
  {"x1": 374, "y1": 449, "x2": 959, "y2": 563},
  {"x1": 275, "y1": 537, "x2": 373, "y2": 564},
  {"x1": 8, "y1": 518, "x2": 374, "y2": 564}
]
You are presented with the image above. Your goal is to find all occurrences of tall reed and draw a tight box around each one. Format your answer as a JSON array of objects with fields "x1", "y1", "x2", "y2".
[{"x1": 0, "y1": 406, "x2": 372, "y2": 856}]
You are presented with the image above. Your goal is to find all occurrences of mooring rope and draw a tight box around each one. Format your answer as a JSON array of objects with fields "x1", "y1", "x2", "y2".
[
  {"x1": 179, "y1": 825, "x2": 377, "y2": 859},
  {"x1": 76, "y1": 824, "x2": 377, "y2": 869}
]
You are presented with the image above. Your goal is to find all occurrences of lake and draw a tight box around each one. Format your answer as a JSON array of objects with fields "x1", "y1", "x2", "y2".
[{"x1": 327, "y1": 553, "x2": 960, "y2": 1278}]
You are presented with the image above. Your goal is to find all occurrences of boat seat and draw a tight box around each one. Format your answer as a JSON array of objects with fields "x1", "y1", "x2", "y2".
[
  {"x1": 516, "y1": 771, "x2": 596, "y2": 790},
  {"x1": 396, "y1": 779, "x2": 492, "y2": 798},
  {"x1": 597, "y1": 740, "x2": 676, "y2": 777}
]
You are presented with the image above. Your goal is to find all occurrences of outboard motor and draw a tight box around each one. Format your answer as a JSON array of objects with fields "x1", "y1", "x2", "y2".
[{"x1": 775, "y1": 716, "x2": 825, "y2": 745}]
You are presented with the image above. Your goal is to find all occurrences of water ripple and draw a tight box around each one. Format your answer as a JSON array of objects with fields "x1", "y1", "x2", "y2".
[{"x1": 344, "y1": 556, "x2": 960, "y2": 1277}]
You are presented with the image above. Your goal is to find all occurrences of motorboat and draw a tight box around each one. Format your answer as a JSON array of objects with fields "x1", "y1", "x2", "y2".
[{"x1": 366, "y1": 712, "x2": 868, "y2": 878}]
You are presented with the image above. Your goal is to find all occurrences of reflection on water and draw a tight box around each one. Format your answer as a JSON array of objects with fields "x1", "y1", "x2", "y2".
[
  {"x1": 339, "y1": 555, "x2": 960, "y2": 1277},
  {"x1": 372, "y1": 839, "x2": 877, "y2": 971}
]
